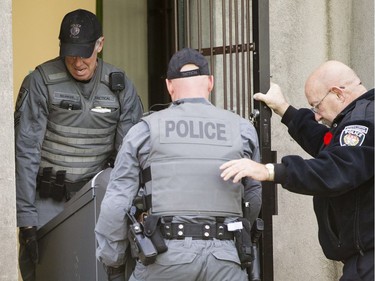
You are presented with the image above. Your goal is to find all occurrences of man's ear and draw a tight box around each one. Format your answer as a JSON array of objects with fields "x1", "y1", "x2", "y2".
[
  {"x1": 331, "y1": 86, "x2": 345, "y2": 101},
  {"x1": 165, "y1": 79, "x2": 174, "y2": 98},
  {"x1": 97, "y1": 36, "x2": 104, "y2": 53},
  {"x1": 208, "y1": 75, "x2": 214, "y2": 92}
]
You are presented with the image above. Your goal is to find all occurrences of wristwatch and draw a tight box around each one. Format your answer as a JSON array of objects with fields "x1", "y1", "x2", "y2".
[{"x1": 265, "y1": 163, "x2": 275, "y2": 181}]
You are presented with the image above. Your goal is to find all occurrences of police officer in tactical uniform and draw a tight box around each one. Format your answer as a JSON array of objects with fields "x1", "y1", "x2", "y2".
[
  {"x1": 95, "y1": 48, "x2": 262, "y2": 281},
  {"x1": 14, "y1": 9, "x2": 143, "y2": 281},
  {"x1": 221, "y1": 61, "x2": 374, "y2": 281}
]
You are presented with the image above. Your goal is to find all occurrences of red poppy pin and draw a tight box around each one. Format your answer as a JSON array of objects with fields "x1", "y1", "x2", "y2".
[{"x1": 323, "y1": 131, "x2": 333, "y2": 146}]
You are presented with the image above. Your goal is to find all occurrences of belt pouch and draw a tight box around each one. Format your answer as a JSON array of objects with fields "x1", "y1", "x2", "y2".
[
  {"x1": 39, "y1": 167, "x2": 53, "y2": 198},
  {"x1": 144, "y1": 215, "x2": 168, "y2": 254},
  {"x1": 234, "y1": 218, "x2": 254, "y2": 269},
  {"x1": 51, "y1": 170, "x2": 66, "y2": 202}
]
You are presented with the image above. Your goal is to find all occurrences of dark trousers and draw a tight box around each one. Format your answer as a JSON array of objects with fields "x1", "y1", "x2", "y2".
[{"x1": 340, "y1": 249, "x2": 374, "y2": 281}]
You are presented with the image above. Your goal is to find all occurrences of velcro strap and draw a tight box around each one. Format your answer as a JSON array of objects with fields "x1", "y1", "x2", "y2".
[
  {"x1": 140, "y1": 166, "x2": 151, "y2": 187},
  {"x1": 38, "y1": 167, "x2": 53, "y2": 198},
  {"x1": 55, "y1": 170, "x2": 66, "y2": 185},
  {"x1": 161, "y1": 222, "x2": 234, "y2": 240},
  {"x1": 143, "y1": 194, "x2": 152, "y2": 210}
]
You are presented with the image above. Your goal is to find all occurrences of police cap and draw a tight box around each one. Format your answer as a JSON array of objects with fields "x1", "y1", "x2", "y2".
[
  {"x1": 167, "y1": 48, "x2": 210, "y2": 80},
  {"x1": 59, "y1": 9, "x2": 102, "y2": 58}
]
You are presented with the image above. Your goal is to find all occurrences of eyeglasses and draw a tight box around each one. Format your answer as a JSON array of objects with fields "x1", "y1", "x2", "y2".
[
  {"x1": 310, "y1": 91, "x2": 332, "y2": 114},
  {"x1": 310, "y1": 86, "x2": 345, "y2": 114}
]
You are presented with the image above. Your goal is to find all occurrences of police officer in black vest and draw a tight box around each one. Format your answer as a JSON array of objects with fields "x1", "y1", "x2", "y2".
[
  {"x1": 221, "y1": 60, "x2": 374, "y2": 281},
  {"x1": 95, "y1": 48, "x2": 262, "y2": 281},
  {"x1": 15, "y1": 9, "x2": 143, "y2": 281}
]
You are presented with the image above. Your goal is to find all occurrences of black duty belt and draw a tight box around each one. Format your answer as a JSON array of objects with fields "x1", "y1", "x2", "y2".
[{"x1": 160, "y1": 222, "x2": 234, "y2": 240}]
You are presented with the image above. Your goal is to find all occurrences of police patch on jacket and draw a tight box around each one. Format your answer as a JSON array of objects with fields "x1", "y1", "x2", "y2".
[
  {"x1": 15, "y1": 87, "x2": 29, "y2": 112},
  {"x1": 339, "y1": 125, "x2": 368, "y2": 146},
  {"x1": 159, "y1": 117, "x2": 232, "y2": 146}
]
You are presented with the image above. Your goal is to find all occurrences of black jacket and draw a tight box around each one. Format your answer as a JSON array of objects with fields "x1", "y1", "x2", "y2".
[{"x1": 274, "y1": 89, "x2": 374, "y2": 261}]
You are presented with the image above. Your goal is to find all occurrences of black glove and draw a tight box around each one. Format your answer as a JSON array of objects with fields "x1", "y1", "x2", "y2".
[
  {"x1": 104, "y1": 264, "x2": 126, "y2": 281},
  {"x1": 19, "y1": 226, "x2": 39, "y2": 264}
]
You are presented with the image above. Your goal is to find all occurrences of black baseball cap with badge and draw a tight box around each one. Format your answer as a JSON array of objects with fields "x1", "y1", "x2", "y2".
[
  {"x1": 59, "y1": 9, "x2": 102, "y2": 58},
  {"x1": 167, "y1": 48, "x2": 210, "y2": 79}
]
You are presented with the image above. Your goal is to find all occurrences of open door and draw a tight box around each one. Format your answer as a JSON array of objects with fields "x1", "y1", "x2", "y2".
[{"x1": 148, "y1": 1, "x2": 277, "y2": 280}]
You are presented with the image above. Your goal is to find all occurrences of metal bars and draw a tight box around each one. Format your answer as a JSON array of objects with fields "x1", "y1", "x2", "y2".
[
  {"x1": 175, "y1": 0, "x2": 255, "y2": 118},
  {"x1": 172, "y1": 1, "x2": 275, "y2": 280}
]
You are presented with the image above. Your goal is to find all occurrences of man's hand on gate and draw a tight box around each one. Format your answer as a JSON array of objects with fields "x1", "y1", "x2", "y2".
[
  {"x1": 254, "y1": 82, "x2": 290, "y2": 117},
  {"x1": 19, "y1": 226, "x2": 39, "y2": 264}
]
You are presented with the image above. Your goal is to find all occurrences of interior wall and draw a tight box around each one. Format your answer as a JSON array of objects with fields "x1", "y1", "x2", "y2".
[
  {"x1": 102, "y1": 0, "x2": 149, "y2": 110},
  {"x1": 12, "y1": 0, "x2": 96, "y2": 102},
  {"x1": 0, "y1": 0, "x2": 18, "y2": 279}
]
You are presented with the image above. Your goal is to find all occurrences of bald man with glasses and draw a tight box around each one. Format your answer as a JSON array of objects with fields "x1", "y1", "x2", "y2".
[{"x1": 221, "y1": 60, "x2": 374, "y2": 281}]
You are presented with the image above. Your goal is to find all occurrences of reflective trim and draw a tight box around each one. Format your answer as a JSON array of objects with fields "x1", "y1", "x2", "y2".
[
  {"x1": 47, "y1": 120, "x2": 117, "y2": 135},
  {"x1": 42, "y1": 140, "x2": 114, "y2": 155},
  {"x1": 41, "y1": 150, "x2": 109, "y2": 163},
  {"x1": 44, "y1": 130, "x2": 115, "y2": 145}
]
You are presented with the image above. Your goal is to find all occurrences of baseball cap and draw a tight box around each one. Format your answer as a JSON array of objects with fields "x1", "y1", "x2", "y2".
[
  {"x1": 166, "y1": 48, "x2": 210, "y2": 79},
  {"x1": 59, "y1": 9, "x2": 102, "y2": 58}
]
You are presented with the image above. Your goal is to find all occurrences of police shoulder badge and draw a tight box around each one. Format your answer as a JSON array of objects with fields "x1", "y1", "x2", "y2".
[
  {"x1": 15, "y1": 87, "x2": 29, "y2": 112},
  {"x1": 339, "y1": 125, "x2": 368, "y2": 146}
]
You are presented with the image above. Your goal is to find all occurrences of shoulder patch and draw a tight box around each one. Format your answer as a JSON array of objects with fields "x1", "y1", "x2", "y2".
[
  {"x1": 15, "y1": 87, "x2": 29, "y2": 111},
  {"x1": 339, "y1": 125, "x2": 368, "y2": 146}
]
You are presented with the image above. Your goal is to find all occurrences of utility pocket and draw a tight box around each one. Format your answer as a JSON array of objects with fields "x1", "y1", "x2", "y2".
[
  {"x1": 211, "y1": 242, "x2": 241, "y2": 266},
  {"x1": 154, "y1": 242, "x2": 196, "y2": 266}
]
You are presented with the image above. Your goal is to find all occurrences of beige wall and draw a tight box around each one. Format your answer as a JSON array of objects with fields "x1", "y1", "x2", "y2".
[
  {"x1": 12, "y1": 0, "x2": 96, "y2": 102},
  {"x1": 103, "y1": 1, "x2": 149, "y2": 110},
  {"x1": 12, "y1": 0, "x2": 149, "y2": 109}
]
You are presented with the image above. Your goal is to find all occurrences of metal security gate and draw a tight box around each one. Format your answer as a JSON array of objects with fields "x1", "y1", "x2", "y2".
[
  {"x1": 147, "y1": 1, "x2": 276, "y2": 280},
  {"x1": 172, "y1": 0, "x2": 254, "y2": 118}
]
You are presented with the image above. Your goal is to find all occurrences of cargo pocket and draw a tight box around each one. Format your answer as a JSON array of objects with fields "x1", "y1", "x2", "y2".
[
  {"x1": 155, "y1": 243, "x2": 196, "y2": 266},
  {"x1": 211, "y1": 245, "x2": 241, "y2": 266}
]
